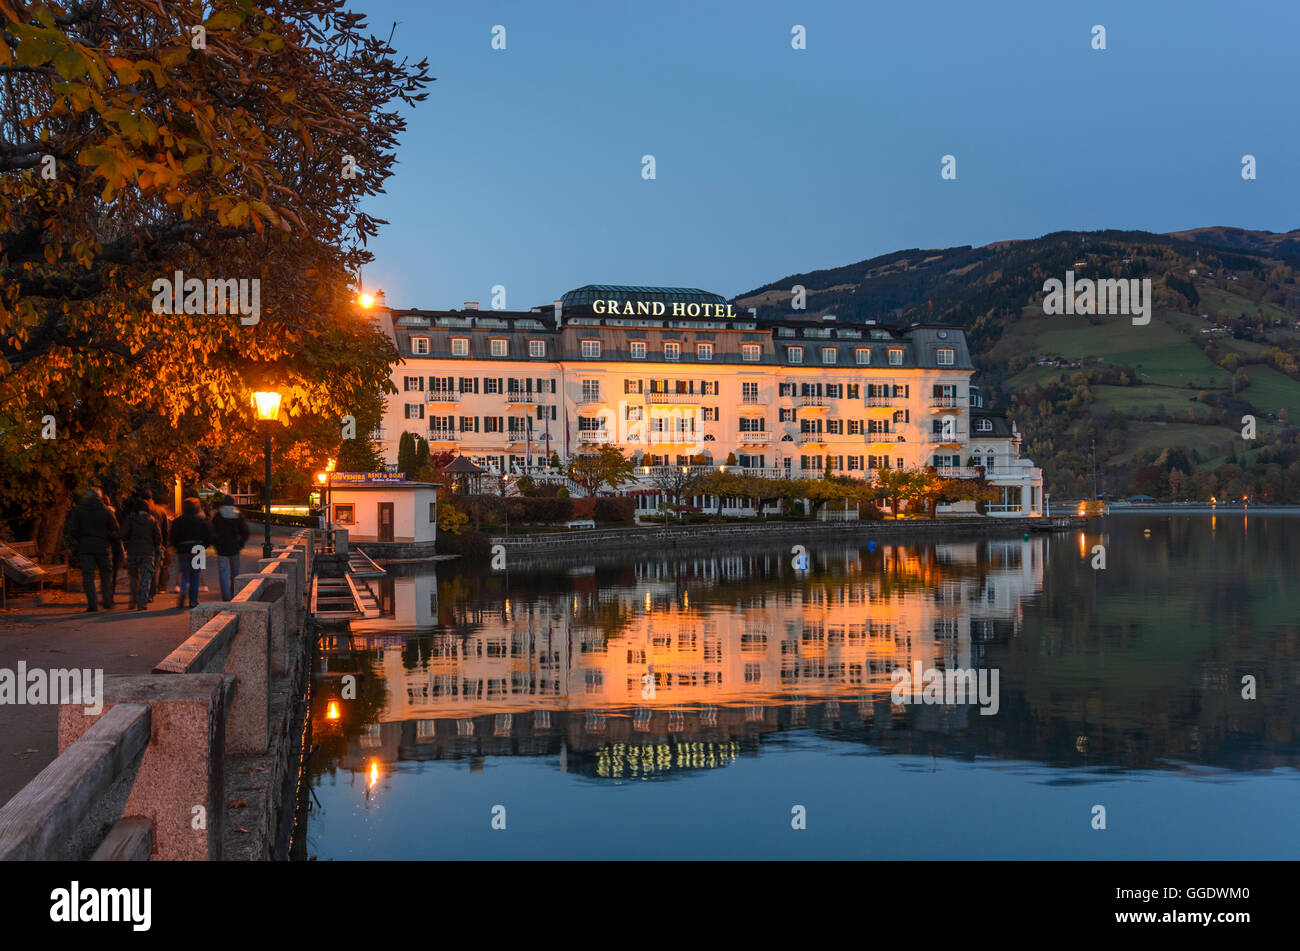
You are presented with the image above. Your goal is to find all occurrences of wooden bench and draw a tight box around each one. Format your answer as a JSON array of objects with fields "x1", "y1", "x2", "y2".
[{"x1": 0, "y1": 540, "x2": 70, "y2": 606}]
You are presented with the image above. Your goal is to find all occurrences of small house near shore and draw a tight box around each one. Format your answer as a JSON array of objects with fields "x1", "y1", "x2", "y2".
[{"x1": 327, "y1": 473, "x2": 439, "y2": 557}]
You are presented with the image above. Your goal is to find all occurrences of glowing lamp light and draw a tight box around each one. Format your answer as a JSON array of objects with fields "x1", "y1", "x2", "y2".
[
  {"x1": 251, "y1": 390, "x2": 282, "y2": 422},
  {"x1": 326, "y1": 701, "x2": 340, "y2": 720},
  {"x1": 358, "y1": 292, "x2": 376, "y2": 309},
  {"x1": 326, "y1": 457, "x2": 336, "y2": 472},
  {"x1": 368, "y1": 760, "x2": 380, "y2": 789},
  {"x1": 316, "y1": 472, "x2": 327, "y2": 485}
]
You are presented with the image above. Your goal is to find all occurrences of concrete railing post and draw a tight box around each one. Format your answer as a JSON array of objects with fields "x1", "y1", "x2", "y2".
[
  {"x1": 189, "y1": 597, "x2": 272, "y2": 754},
  {"x1": 57, "y1": 674, "x2": 230, "y2": 861}
]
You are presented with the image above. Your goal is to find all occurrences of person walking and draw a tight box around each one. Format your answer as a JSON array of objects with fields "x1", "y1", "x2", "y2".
[
  {"x1": 68, "y1": 488, "x2": 120, "y2": 612},
  {"x1": 120, "y1": 497, "x2": 162, "y2": 611},
  {"x1": 210, "y1": 494, "x2": 250, "y2": 600},
  {"x1": 169, "y1": 497, "x2": 211, "y2": 609},
  {"x1": 102, "y1": 492, "x2": 126, "y2": 605},
  {"x1": 144, "y1": 488, "x2": 171, "y2": 602}
]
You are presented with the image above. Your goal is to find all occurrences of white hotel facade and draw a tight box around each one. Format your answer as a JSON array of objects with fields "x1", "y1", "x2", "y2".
[{"x1": 372, "y1": 285, "x2": 1045, "y2": 516}]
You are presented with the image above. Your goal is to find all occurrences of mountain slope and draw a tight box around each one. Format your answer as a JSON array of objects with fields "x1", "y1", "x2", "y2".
[{"x1": 735, "y1": 230, "x2": 1300, "y2": 499}]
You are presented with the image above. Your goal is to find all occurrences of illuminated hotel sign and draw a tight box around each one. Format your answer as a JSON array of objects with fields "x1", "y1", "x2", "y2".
[{"x1": 592, "y1": 299, "x2": 736, "y2": 318}]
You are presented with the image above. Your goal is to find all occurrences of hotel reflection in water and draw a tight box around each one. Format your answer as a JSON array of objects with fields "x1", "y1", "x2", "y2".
[{"x1": 312, "y1": 538, "x2": 1043, "y2": 782}]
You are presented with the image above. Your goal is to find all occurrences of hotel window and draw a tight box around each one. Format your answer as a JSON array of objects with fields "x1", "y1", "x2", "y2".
[
  {"x1": 403, "y1": 375, "x2": 424, "y2": 391},
  {"x1": 703, "y1": 407, "x2": 719, "y2": 421},
  {"x1": 849, "y1": 419, "x2": 863, "y2": 435},
  {"x1": 702, "y1": 380, "x2": 718, "y2": 395},
  {"x1": 459, "y1": 376, "x2": 478, "y2": 394},
  {"x1": 404, "y1": 403, "x2": 425, "y2": 419},
  {"x1": 630, "y1": 341, "x2": 647, "y2": 359},
  {"x1": 581, "y1": 379, "x2": 600, "y2": 401},
  {"x1": 739, "y1": 417, "x2": 766, "y2": 432},
  {"x1": 976, "y1": 418, "x2": 993, "y2": 432},
  {"x1": 627, "y1": 406, "x2": 643, "y2": 421},
  {"x1": 868, "y1": 419, "x2": 891, "y2": 434},
  {"x1": 827, "y1": 420, "x2": 842, "y2": 435},
  {"x1": 333, "y1": 503, "x2": 354, "y2": 526},
  {"x1": 827, "y1": 455, "x2": 843, "y2": 471},
  {"x1": 412, "y1": 336, "x2": 430, "y2": 355},
  {"x1": 787, "y1": 346, "x2": 803, "y2": 364},
  {"x1": 779, "y1": 382, "x2": 794, "y2": 397},
  {"x1": 855, "y1": 348, "x2": 870, "y2": 365},
  {"x1": 581, "y1": 339, "x2": 601, "y2": 359},
  {"x1": 825, "y1": 383, "x2": 842, "y2": 398},
  {"x1": 779, "y1": 408, "x2": 795, "y2": 422},
  {"x1": 664, "y1": 342, "x2": 681, "y2": 361},
  {"x1": 528, "y1": 339, "x2": 546, "y2": 358},
  {"x1": 742, "y1": 381, "x2": 759, "y2": 403},
  {"x1": 821, "y1": 347, "x2": 837, "y2": 364},
  {"x1": 846, "y1": 383, "x2": 860, "y2": 398},
  {"x1": 697, "y1": 343, "x2": 713, "y2": 361},
  {"x1": 490, "y1": 338, "x2": 508, "y2": 357},
  {"x1": 450, "y1": 338, "x2": 468, "y2": 356},
  {"x1": 460, "y1": 415, "x2": 478, "y2": 432},
  {"x1": 484, "y1": 377, "x2": 501, "y2": 394},
  {"x1": 936, "y1": 347, "x2": 955, "y2": 365},
  {"x1": 847, "y1": 456, "x2": 862, "y2": 471},
  {"x1": 624, "y1": 379, "x2": 643, "y2": 394},
  {"x1": 888, "y1": 348, "x2": 903, "y2": 366},
  {"x1": 742, "y1": 344, "x2": 761, "y2": 362}
]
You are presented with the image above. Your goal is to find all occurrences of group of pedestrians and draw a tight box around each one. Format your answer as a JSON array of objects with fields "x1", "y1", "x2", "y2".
[{"x1": 69, "y1": 488, "x2": 250, "y2": 613}]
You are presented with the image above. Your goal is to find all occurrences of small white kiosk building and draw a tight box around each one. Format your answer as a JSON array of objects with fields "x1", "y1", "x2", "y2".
[{"x1": 327, "y1": 473, "x2": 439, "y2": 557}]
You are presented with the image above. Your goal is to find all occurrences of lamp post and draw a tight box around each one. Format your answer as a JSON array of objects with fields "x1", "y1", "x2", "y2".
[{"x1": 252, "y1": 390, "x2": 282, "y2": 558}]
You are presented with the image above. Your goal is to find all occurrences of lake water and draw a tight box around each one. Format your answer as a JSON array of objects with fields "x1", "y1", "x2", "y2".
[{"x1": 298, "y1": 513, "x2": 1300, "y2": 860}]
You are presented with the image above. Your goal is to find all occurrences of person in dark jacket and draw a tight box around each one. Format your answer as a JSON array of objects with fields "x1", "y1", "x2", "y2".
[
  {"x1": 144, "y1": 488, "x2": 171, "y2": 602},
  {"x1": 120, "y1": 496, "x2": 162, "y2": 611},
  {"x1": 102, "y1": 492, "x2": 126, "y2": 603},
  {"x1": 209, "y1": 495, "x2": 251, "y2": 600},
  {"x1": 169, "y1": 496, "x2": 212, "y2": 609},
  {"x1": 69, "y1": 488, "x2": 120, "y2": 611}
]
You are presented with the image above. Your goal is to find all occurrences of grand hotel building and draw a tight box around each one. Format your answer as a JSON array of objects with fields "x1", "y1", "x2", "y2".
[{"x1": 373, "y1": 285, "x2": 1045, "y2": 516}]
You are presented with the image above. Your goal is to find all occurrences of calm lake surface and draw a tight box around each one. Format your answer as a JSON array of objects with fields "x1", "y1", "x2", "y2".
[{"x1": 299, "y1": 513, "x2": 1300, "y2": 860}]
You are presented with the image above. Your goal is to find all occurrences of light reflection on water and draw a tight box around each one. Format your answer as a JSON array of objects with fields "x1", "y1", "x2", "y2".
[{"x1": 300, "y1": 515, "x2": 1300, "y2": 860}]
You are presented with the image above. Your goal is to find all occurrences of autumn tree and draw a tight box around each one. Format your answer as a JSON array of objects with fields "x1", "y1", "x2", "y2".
[
  {"x1": 0, "y1": 0, "x2": 432, "y2": 555},
  {"x1": 566, "y1": 445, "x2": 636, "y2": 496}
]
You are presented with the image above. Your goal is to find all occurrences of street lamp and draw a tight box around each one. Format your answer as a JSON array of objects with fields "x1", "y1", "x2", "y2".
[{"x1": 252, "y1": 390, "x2": 282, "y2": 558}]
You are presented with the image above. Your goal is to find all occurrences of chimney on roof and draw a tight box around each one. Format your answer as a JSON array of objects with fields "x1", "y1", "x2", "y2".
[
  {"x1": 464, "y1": 301, "x2": 479, "y2": 311},
  {"x1": 553, "y1": 300, "x2": 563, "y2": 329}
]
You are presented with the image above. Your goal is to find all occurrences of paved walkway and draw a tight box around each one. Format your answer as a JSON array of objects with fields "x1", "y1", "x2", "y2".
[{"x1": 0, "y1": 524, "x2": 300, "y2": 807}]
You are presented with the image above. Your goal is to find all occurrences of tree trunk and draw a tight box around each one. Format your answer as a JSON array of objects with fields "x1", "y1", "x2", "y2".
[{"x1": 33, "y1": 485, "x2": 74, "y2": 562}]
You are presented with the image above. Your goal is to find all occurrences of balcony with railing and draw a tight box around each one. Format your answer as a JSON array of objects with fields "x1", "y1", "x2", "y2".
[
  {"x1": 927, "y1": 430, "x2": 967, "y2": 444},
  {"x1": 738, "y1": 430, "x2": 771, "y2": 444},
  {"x1": 864, "y1": 395, "x2": 894, "y2": 408},
  {"x1": 425, "y1": 389, "x2": 459, "y2": 403},
  {"x1": 929, "y1": 396, "x2": 961, "y2": 410},
  {"x1": 577, "y1": 392, "x2": 603, "y2": 405},
  {"x1": 505, "y1": 391, "x2": 538, "y2": 404},
  {"x1": 647, "y1": 391, "x2": 705, "y2": 405},
  {"x1": 428, "y1": 427, "x2": 456, "y2": 442},
  {"x1": 796, "y1": 394, "x2": 828, "y2": 409},
  {"x1": 796, "y1": 431, "x2": 826, "y2": 446},
  {"x1": 648, "y1": 430, "x2": 701, "y2": 444},
  {"x1": 739, "y1": 392, "x2": 769, "y2": 406}
]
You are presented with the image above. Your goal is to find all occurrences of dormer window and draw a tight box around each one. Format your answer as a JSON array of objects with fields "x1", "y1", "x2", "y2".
[
  {"x1": 936, "y1": 347, "x2": 955, "y2": 366},
  {"x1": 787, "y1": 346, "x2": 804, "y2": 364},
  {"x1": 449, "y1": 337, "x2": 467, "y2": 356},
  {"x1": 976, "y1": 418, "x2": 993, "y2": 433},
  {"x1": 888, "y1": 348, "x2": 903, "y2": 366},
  {"x1": 490, "y1": 338, "x2": 508, "y2": 357},
  {"x1": 821, "y1": 347, "x2": 837, "y2": 364},
  {"x1": 412, "y1": 336, "x2": 430, "y2": 355}
]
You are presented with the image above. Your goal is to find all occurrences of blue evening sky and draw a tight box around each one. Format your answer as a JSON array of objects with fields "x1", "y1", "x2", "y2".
[{"x1": 352, "y1": 0, "x2": 1299, "y2": 310}]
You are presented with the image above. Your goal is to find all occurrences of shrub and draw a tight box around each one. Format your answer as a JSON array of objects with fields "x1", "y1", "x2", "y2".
[
  {"x1": 594, "y1": 496, "x2": 634, "y2": 523},
  {"x1": 571, "y1": 497, "x2": 597, "y2": 519},
  {"x1": 556, "y1": 487, "x2": 570, "y2": 499}
]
